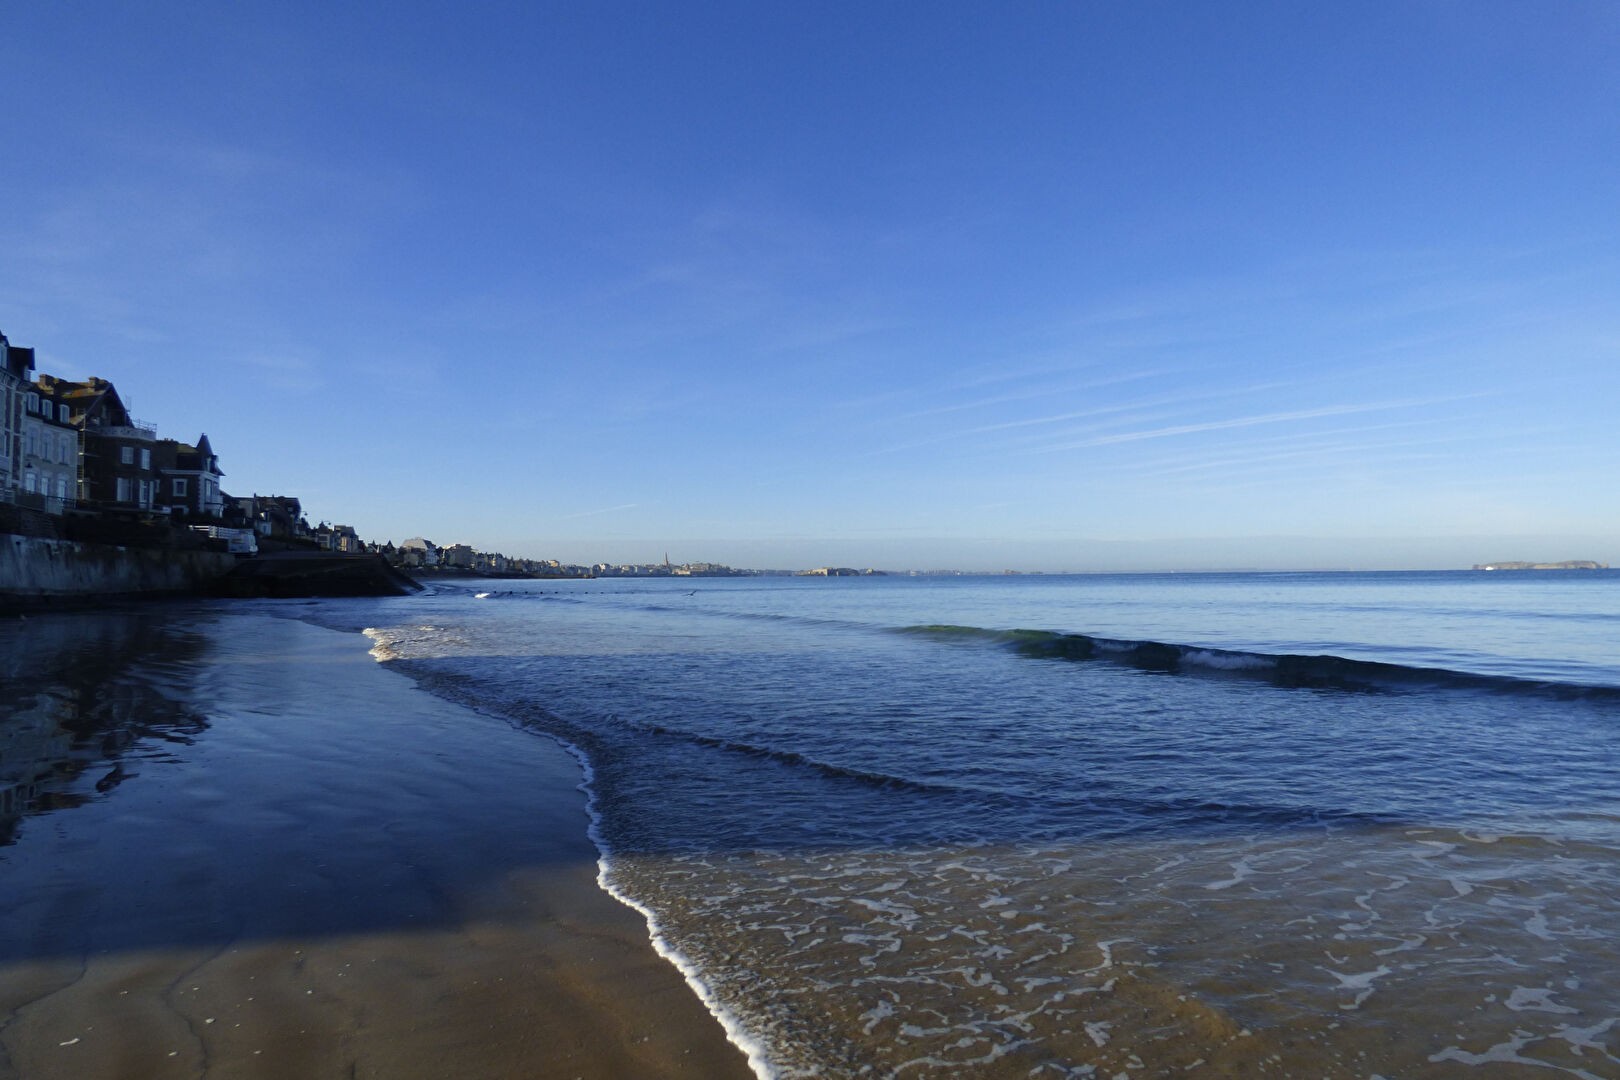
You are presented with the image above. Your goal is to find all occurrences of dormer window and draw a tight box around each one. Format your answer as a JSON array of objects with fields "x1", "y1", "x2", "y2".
[
  {"x1": 58, "y1": 404, "x2": 69, "y2": 423},
  {"x1": 25, "y1": 393, "x2": 39, "y2": 413}
]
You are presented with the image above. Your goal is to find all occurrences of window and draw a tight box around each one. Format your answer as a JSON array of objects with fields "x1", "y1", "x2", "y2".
[
  {"x1": 58, "y1": 436, "x2": 71, "y2": 464},
  {"x1": 55, "y1": 477, "x2": 67, "y2": 499},
  {"x1": 58, "y1": 403, "x2": 69, "y2": 423},
  {"x1": 116, "y1": 477, "x2": 132, "y2": 502},
  {"x1": 140, "y1": 447, "x2": 151, "y2": 470},
  {"x1": 121, "y1": 446, "x2": 134, "y2": 465},
  {"x1": 24, "y1": 431, "x2": 34, "y2": 458},
  {"x1": 25, "y1": 393, "x2": 38, "y2": 414},
  {"x1": 24, "y1": 472, "x2": 36, "y2": 494},
  {"x1": 173, "y1": 478, "x2": 188, "y2": 496}
]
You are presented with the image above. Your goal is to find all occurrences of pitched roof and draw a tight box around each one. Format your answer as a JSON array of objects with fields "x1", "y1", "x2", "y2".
[
  {"x1": 2, "y1": 339, "x2": 35, "y2": 381},
  {"x1": 34, "y1": 376, "x2": 131, "y2": 428},
  {"x1": 159, "y1": 434, "x2": 225, "y2": 477}
]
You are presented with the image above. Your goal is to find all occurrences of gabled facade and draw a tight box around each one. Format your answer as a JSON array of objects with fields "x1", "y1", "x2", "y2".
[
  {"x1": 241, "y1": 494, "x2": 306, "y2": 538},
  {"x1": 312, "y1": 522, "x2": 363, "y2": 553},
  {"x1": 398, "y1": 537, "x2": 439, "y2": 567},
  {"x1": 154, "y1": 433, "x2": 225, "y2": 519},
  {"x1": 36, "y1": 376, "x2": 160, "y2": 511},
  {"x1": 440, "y1": 543, "x2": 476, "y2": 568}
]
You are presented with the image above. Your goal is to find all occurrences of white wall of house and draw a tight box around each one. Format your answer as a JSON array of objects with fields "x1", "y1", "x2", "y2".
[{"x1": 19, "y1": 392, "x2": 78, "y2": 513}]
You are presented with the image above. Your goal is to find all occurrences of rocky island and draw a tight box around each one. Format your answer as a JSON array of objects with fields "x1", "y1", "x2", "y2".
[{"x1": 1472, "y1": 560, "x2": 1609, "y2": 571}]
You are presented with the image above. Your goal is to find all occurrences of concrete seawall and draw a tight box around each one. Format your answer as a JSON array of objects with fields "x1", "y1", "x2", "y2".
[{"x1": 1, "y1": 534, "x2": 238, "y2": 608}]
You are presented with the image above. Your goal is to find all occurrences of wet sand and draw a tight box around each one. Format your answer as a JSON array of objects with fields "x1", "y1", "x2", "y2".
[{"x1": 0, "y1": 609, "x2": 753, "y2": 1079}]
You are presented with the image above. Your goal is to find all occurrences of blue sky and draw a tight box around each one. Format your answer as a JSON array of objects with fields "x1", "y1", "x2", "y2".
[{"x1": 4, "y1": 2, "x2": 1617, "y2": 570}]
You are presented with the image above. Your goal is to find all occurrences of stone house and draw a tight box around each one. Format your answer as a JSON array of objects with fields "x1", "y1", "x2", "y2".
[
  {"x1": 398, "y1": 537, "x2": 438, "y2": 567},
  {"x1": 311, "y1": 522, "x2": 363, "y2": 553},
  {"x1": 36, "y1": 376, "x2": 160, "y2": 512},
  {"x1": 154, "y1": 433, "x2": 226, "y2": 519},
  {"x1": 439, "y1": 543, "x2": 476, "y2": 568},
  {"x1": 236, "y1": 494, "x2": 307, "y2": 538}
]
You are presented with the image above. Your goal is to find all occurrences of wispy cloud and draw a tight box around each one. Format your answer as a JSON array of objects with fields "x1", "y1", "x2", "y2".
[
  {"x1": 860, "y1": 378, "x2": 1298, "y2": 460},
  {"x1": 1112, "y1": 418, "x2": 1478, "y2": 477},
  {"x1": 1025, "y1": 395, "x2": 1486, "y2": 454},
  {"x1": 888, "y1": 368, "x2": 1177, "y2": 424}
]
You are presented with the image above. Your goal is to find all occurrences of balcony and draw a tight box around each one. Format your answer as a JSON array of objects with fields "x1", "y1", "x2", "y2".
[{"x1": 88, "y1": 419, "x2": 158, "y2": 441}]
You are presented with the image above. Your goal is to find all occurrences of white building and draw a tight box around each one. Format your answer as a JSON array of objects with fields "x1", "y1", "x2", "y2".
[
  {"x1": 398, "y1": 537, "x2": 440, "y2": 567},
  {"x1": 21, "y1": 382, "x2": 80, "y2": 513}
]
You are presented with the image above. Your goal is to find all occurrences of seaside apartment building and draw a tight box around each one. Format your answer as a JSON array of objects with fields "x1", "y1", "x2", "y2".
[
  {"x1": 397, "y1": 537, "x2": 439, "y2": 567},
  {"x1": 312, "y1": 523, "x2": 363, "y2": 553},
  {"x1": 153, "y1": 433, "x2": 226, "y2": 519},
  {"x1": 20, "y1": 381, "x2": 80, "y2": 513},
  {"x1": 0, "y1": 330, "x2": 36, "y2": 502},
  {"x1": 36, "y1": 375, "x2": 161, "y2": 513},
  {"x1": 235, "y1": 494, "x2": 307, "y2": 539},
  {"x1": 2, "y1": 328, "x2": 268, "y2": 550}
]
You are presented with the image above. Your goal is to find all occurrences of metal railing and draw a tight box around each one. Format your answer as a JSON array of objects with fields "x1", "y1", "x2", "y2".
[
  {"x1": 90, "y1": 422, "x2": 158, "y2": 441},
  {"x1": 2, "y1": 489, "x2": 75, "y2": 514}
]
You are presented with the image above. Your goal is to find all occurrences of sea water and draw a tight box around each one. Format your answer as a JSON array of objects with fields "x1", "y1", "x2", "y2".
[{"x1": 334, "y1": 570, "x2": 1619, "y2": 1077}]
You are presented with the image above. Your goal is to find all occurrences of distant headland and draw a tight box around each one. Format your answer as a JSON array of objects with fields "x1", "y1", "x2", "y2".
[{"x1": 1472, "y1": 560, "x2": 1608, "y2": 571}]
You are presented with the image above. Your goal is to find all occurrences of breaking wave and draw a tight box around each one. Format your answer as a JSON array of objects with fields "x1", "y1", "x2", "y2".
[{"x1": 898, "y1": 624, "x2": 1620, "y2": 699}]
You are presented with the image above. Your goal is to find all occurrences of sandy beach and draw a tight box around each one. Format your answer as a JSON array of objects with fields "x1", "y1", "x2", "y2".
[{"x1": 0, "y1": 608, "x2": 752, "y2": 1079}]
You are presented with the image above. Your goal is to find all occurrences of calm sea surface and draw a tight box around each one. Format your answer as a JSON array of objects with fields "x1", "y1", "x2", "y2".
[{"x1": 330, "y1": 570, "x2": 1620, "y2": 1077}]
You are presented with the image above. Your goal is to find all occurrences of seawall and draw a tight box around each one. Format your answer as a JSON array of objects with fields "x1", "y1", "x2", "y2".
[{"x1": 1, "y1": 534, "x2": 238, "y2": 609}]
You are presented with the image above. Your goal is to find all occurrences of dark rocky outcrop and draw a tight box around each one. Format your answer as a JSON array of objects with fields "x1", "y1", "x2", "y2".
[{"x1": 210, "y1": 553, "x2": 423, "y2": 598}]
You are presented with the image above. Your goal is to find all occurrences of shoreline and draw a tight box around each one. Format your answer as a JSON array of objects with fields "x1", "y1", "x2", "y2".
[
  {"x1": 560, "y1": 739, "x2": 774, "y2": 1078},
  {"x1": 360, "y1": 623, "x2": 774, "y2": 1077},
  {"x1": 0, "y1": 607, "x2": 754, "y2": 1079}
]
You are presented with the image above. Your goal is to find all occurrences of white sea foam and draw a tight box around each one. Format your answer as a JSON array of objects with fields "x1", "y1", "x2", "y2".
[
  {"x1": 362, "y1": 626, "x2": 398, "y2": 662},
  {"x1": 556, "y1": 736, "x2": 778, "y2": 1080},
  {"x1": 1505, "y1": 986, "x2": 1579, "y2": 1014},
  {"x1": 358, "y1": 623, "x2": 777, "y2": 1078},
  {"x1": 1182, "y1": 649, "x2": 1274, "y2": 671},
  {"x1": 1429, "y1": 1031, "x2": 1610, "y2": 1077},
  {"x1": 1203, "y1": 856, "x2": 1256, "y2": 891},
  {"x1": 1318, "y1": 963, "x2": 1391, "y2": 1010}
]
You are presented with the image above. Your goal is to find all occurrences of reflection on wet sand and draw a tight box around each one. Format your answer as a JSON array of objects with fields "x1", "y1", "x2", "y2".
[
  {"x1": 0, "y1": 610, "x2": 751, "y2": 1080},
  {"x1": 1, "y1": 612, "x2": 211, "y2": 845}
]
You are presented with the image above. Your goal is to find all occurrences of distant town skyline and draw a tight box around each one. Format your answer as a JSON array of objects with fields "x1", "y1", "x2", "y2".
[
  {"x1": 466, "y1": 534, "x2": 1618, "y2": 576},
  {"x1": 4, "y1": 4, "x2": 1617, "y2": 571}
]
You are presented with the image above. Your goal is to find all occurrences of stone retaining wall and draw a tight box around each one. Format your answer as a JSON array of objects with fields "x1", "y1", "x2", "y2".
[{"x1": 0, "y1": 534, "x2": 237, "y2": 608}]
